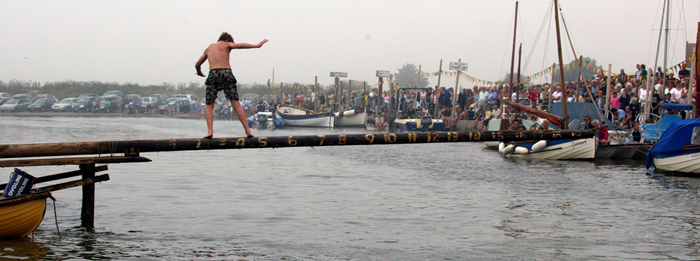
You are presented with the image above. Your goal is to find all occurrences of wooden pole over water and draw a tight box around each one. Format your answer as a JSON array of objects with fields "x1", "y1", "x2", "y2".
[{"x1": 0, "y1": 131, "x2": 593, "y2": 159}]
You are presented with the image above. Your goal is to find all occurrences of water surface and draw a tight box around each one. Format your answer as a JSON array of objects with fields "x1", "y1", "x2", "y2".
[{"x1": 1, "y1": 115, "x2": 700, "y2": 260}]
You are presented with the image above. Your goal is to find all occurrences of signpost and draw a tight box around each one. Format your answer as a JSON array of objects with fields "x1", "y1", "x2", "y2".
[
  {"x1": 330, "y1": 72, "x2": 348, "y2": 109},
  {"x1": 376, "y1": 70, "x2": 390, "y2": 78},
  {"x1": 449, "y1": 62, "x2": 468, "y2": 71},
  {"x1": 330, "y1": 72, "x2": 348, "y2": 78}
]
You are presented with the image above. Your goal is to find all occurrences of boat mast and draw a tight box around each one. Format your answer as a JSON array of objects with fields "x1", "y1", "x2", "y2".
[
  {"x1": 516, "y1": 44, "x2": 522, "y2": 104},
  {"x1": 694, "y1": 22, "x2": 700, "y2": 118},
  {"x1": 554, "y1": 0, "x2": 569, "y2": 129},
  {"x1": 508, "y1": 1, "x2": 518, "y2": 102}
]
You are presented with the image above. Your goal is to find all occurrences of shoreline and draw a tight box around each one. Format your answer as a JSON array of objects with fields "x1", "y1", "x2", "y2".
[{"x1": 0, "y1": 111, "x2": 208, "y2": 120}]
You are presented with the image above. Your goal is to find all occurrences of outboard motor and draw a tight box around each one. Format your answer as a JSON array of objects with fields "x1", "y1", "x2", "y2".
[
  {"x1": 257, "y1": 114, "x2": 269, "y2": 129},
  {"x1": 420, "y1": 116, "x2": 433, "y2": 132}
]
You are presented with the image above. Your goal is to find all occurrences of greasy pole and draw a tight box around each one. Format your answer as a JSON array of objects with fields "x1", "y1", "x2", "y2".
[{"x1": 0, "y1": 131, "x2": 594, "y2": 159}]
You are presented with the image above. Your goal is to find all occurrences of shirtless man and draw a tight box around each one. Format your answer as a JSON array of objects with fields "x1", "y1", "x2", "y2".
[{"x1": 195, "y1": 32, "x2": 268, "y2": 138}]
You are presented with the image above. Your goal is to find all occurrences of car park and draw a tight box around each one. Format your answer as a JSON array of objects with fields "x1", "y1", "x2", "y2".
[
  {"x1": 51, "y1": 98, "x2": 78, "y2": 112},
  {"x1": 95, "y1": 95, "x2": 120, "y2": 113},
  {"x1": 72, "y1": 97, "x2": 101, "y2": 112},
  {"x1": 28, "y1": 98, "x2": 55, "y2": 112},
  {"x1": 0, "y1": 93, "x2": 11, "y2": 105},
  {"x1": 0, "y1": 98, "x2": 32, "y2": 112}
]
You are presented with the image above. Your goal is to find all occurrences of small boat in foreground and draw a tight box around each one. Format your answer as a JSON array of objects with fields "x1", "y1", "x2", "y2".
[
  {"x1": 247, "y1": 111, "x2": 284, "y2": 129},
  {"x1": 276, "y1": 105, "x2": 334, "y2": 128},
  {"x1": 499, "y1": 138, "x2": 596, "y2": 160},
  {"x1": 646, "y1": 118, "x2": 700, "y2": 174},
  {"x1": 0, "y1": 191, "x2": 50, "y2": 239}
]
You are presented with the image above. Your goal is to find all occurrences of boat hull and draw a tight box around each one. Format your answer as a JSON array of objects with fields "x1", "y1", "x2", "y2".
[
  {"x1": 653, "y1": 152, "x2": 700, "y2": 174},
  {"x1": 277, "y1": 106, "x2": 335, "y2": 128},
  {"x1": 335, "y1": 109, "x2": 367, "y2": 127},
  {"x1": 394, "y1": 119, "x2": 444, "y2": 132},
  {"x1": 505, "y1": 138, "x2": 596, "y2": 160},
  {"x1": 0, "y1": 198, "x2": 47, "y2": 238},
  {"x1": 596, "y1": 144, "x2": 649, "y2": 159}
]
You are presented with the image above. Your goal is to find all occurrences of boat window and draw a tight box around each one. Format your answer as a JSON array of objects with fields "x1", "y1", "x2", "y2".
[{"x1": 692, "y1": 127, "x2": 700, "y2": 145}]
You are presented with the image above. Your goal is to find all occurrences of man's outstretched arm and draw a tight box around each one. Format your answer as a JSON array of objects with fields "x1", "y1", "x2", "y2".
[
  {"x1": 230, "y1": 39, "x2": 269, "y2": 49},
  {"x1": 195, "y1": 51, "x2": 208, "y2": 77}
]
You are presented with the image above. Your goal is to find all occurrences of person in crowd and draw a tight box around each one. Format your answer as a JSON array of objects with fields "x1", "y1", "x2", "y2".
[
  {"x1": 678, "y1": 64, "x2": 691, "y2": 82},
  {"x1": 508, "y1": 119, "x2": 525, "y2": 131},
  {"x1": 376, "y1": 113, "x2": 386, "y2": 131},
  {"x1": 618, "y1": 86, "x2": 631, "y2": 112},
  {"x1": 477, "y1": 87, "x2": 489, "y2": 112},
  {"x1": 471, "y1": 109, "x2": 485, "y2": 130},
  {"x1": 627, "y1": 121, "x2": 645, "y2": 144},
  {"x1": 582, "y1": 115, "x2": 594, "y2": 130},
  {"x1": 552, "y1": 86, "x2": 562, "y2": 103},
  {"x1": 627, "y1": 97, "x2": 640, "y2": 122},
  {"x1": 610, "y1": 91, "x2": 620, "y2": 110},
  {"x1": 592, "y1": 119, "x2": 609, "y2": 145}
]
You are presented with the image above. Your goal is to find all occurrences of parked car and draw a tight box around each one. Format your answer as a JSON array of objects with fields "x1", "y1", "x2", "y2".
[
  {"x1": 141, "y1": 97, "x2": 156, "y2": 107},
  {"x1": 12, "y1": 94, "x2": 31, "y2": 100},
  {"x1": 28, "y1": 98, "x2": 55, "y2": 112},
  {"x1": 124, "y1": 94, "x2": 142, "y2": 102},
  {"x1": 170, "y1": 94, "x2": 198, "y2": 103},
  {"x1": 72, "y1": 97, "x2": 101, "y2": 112},
  {"x1": 158, "y1": 99, "x2": 190, "y2": 114},
  {"x1": 0, "y1": 93, "x2": 11, "y2": 105},
  {"x1": 95, "y1": 95, "x2": 120, "y2": 113},
  {"x1": 51, "y1": 98, "x2": 78, "y2": 112},
  {"x1": 0, "y1": 98, "x2": 32, "y2": 112},
  {"x1": 240, "y1": 94, "x2": 260, "y2": 101},
  {"x1": 34, "y1": 94, "x2": 59, "y2": 104},
  {"x1": 102, "y1": 90, "x2": 124, "y2": 98},
  {"x1": 149, "y1": 94, "x2": 169, "y2": 105},
  {"x1": 78, "y1": 93, "x2": 99, "y2": 99}
]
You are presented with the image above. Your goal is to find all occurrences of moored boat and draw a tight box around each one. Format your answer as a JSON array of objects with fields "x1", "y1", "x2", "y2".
[
  {"x1": 247, "y1": 111, "x2": 284, "y2": 129},
  {"x1": 335, "y1": 107, "x2": 368, "y2": 127},
  {"x1": 0, "y1": 191, "x2": 50, "y2": 239},
  {"x1": 276, "y1": 105, "x2": 334, "y2": 128},
  {"x1": 500, "y1": 138, "x2": 596, "y2": 160},
  {"x1": 646, "y1": 118, "x2": 700, "y2": 174},
  {"x1": 393, "y1": 117, "x2": 444, "y2": 132}
]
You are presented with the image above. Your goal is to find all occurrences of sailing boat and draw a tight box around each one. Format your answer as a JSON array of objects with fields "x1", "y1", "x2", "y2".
[{"x1": 497, "y1": 0, "x2": 596, "y2": 160}]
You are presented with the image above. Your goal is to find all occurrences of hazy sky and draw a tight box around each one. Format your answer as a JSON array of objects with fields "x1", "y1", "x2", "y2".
[{"x1": 1, "y1": 0, "x2": 698, "y2": 88}]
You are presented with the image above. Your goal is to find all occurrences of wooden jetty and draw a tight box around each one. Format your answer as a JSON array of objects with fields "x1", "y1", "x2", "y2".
[{"x1": 0, "y1": 130, "x2": 592, "y2": 233}]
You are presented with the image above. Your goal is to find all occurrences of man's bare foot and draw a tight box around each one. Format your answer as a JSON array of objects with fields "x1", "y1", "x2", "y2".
[
  {"x1": 245, "y1": 130, "x2": 254, "y2": 138},
  {"x1": 203, "y1": 132, "x2": 213, "y2": 139}
]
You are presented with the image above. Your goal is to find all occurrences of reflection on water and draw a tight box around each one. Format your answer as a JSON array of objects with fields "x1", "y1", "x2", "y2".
[{"x1": 1, "y1": 116, "x2": 700, "y2": 260}]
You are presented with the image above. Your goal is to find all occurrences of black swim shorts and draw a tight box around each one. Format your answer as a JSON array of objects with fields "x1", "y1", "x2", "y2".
[{"x1": 205, "y1": 68, "x2": 239, "y2": 105}]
